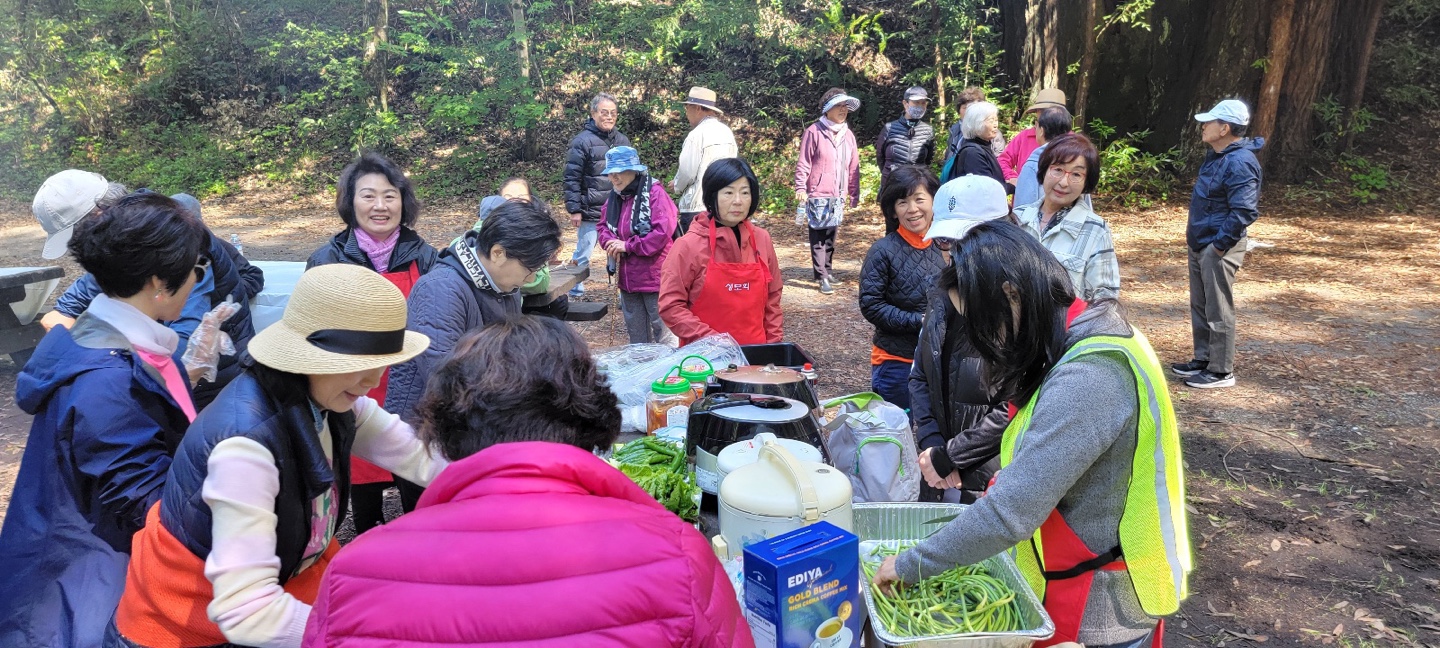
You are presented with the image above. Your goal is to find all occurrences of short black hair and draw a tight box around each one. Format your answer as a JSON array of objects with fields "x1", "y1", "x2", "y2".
[
  {"x1": 336, "y1": 152, "x2": 421, "y2": 229},
  {"x1": 1036, "y1": 106, "x2": 1074, "y2": 142},
  {"x1": 701, "y1": 158, "x2": 761, "y2": 221},
  {"x1": 475, "y1": 197, "x2": 561, "y2": 270},
  {"x1": 1219, "y1": 120, "x2": 1248, "y2": 138},
  {"x1": 1037, "y1": 133, "x2": 1101, "y2": 195},
  {"x1": 416, "y1": 315, "x2": 621, "y2": 460},
  {"x1": 69, "y1": 192, "x2": 209, "y2": 298},
  {"x1": 879, "y1": 165, "x2": 941, "y2": 235},
  {"x1": 938, "y1": 221, "x2": 1076, "y2": 404}
]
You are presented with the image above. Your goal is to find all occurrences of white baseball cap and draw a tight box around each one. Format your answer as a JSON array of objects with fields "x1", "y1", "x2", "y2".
[
  {"x1": 1195, "y1": 99, "x2": 1250, "y2": 126},
  {"x1": 924, "y1": 175, "x2": 1011, "y2": 241},
  {"x1": 32, "y1": 169, "x2": 112, "y2": 259}
]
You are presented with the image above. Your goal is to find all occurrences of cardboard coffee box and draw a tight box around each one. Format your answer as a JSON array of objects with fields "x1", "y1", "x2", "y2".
[{"x1": 743, "y1": 522, "x2": 861, "y2": 648}]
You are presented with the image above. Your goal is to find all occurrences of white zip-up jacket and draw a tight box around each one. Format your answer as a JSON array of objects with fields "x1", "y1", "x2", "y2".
[{"x1": 672, "y1": 116, "x2": 738, "y2": 213}]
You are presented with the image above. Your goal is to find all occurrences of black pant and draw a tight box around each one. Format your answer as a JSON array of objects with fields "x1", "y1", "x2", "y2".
[
  {"x1": 677, "y1": 211, "x2": 701, "y2": 238},
  {"x1": 396, "y1": 477, "x2": 425, "y2": 513},
  {"x1": 809, "y1": 226, "x2": 837, "y2": 280},
  {"x1": 350, "y1": 482, "x2": 389, "y2": 535}
]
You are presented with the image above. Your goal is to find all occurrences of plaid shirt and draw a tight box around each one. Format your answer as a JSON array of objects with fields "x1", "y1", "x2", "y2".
[{"x1": 1015, "y1": 197, "x2": 1121, "y2": 301}]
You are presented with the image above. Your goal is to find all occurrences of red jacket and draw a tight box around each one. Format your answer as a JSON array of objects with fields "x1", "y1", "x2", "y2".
[
  {"x1": 658, "y1": 213, "x2": 784, "y2": 345},
  {"x1": 302, "y1": 442, "x2": 753, "y2": 648}
]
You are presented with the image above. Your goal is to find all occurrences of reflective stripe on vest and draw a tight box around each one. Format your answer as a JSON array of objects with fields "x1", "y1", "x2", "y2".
[{"x1": 999, "y1": 330, "x2": 1192, "y2": 616}]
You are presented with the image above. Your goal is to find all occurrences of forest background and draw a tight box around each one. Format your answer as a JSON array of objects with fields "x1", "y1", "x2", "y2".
[{"x1": 1, "y1": 0, "x2": 1436, "y2": 211}]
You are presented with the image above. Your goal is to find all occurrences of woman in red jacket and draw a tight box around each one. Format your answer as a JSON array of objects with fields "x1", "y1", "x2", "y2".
[
  {"x1": 659, "y1": 157, "x2": 783, "y2": 345},
  {"x1": 302, "y1": 316, "x2": 752, "y2": 647}
]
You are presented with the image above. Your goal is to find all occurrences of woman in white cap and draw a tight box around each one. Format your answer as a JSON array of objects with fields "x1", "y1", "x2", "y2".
[
  {"x1": 109, "y1": 264, "x2": 447, "y2": 648},
  {"x1": 795, "y1": 87, "x2": 862, "y2": 294},
  {"x1": 907, "y1": 175, "x2": 1025, "y2": 504}
]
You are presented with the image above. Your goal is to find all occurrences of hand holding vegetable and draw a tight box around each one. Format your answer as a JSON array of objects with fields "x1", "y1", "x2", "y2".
[{"x1": 872, "y1": 555, "x2": 901, "y2": 596}]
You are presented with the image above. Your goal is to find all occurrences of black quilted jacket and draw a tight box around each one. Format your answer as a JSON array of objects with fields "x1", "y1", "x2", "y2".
[
  {"x1": 858, "y1": 233, "x2": 947, "y2": 359},
  {"x1": 563, "y1": 119, "x2": 631, "y2": 222},
  {"x1": 876, "y1": 118, "x2": 935, "y2": 184},
  {"x1": 908, "y1": 287, "x2": 1009, "y2": 477}
]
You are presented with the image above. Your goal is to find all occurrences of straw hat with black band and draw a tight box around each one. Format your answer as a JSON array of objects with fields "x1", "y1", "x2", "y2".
[
  {"x1": 682, "y1": 86, "x2": 724, "y2": 115},
  {"x1": 249, "y1": 264, "x2": 429, "y2": 375}
]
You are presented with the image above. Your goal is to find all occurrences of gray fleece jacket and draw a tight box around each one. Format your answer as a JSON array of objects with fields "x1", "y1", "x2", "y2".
[{"x1": 894, "y1": 302, "x2": 1157, "y2": 645}]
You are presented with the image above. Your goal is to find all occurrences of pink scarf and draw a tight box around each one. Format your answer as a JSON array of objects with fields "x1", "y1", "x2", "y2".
[{"x1": 354, "y1": 227, "x2": 401, "y2": 273}]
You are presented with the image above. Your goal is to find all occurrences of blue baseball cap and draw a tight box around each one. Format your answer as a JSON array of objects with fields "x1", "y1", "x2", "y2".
[{"x1": 602, "y1": 146, "x2": 647, "y2": 175}]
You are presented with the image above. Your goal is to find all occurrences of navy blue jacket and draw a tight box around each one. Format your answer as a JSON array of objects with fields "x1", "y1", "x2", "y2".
[
  {"x1": 0, "y1": 315, "x2": 191, "y2": 647},
  {"x1": 158, "y1": 368, "x2": 356, "y2": 585},
  {"x1": 1188, "y1": 138, "x2": 1264, "y2": 252},
  {"x1": 385, "y1": 235, "x2": 522, "y2": 424},
  {"x1": 564, "y1": 119, "x2": 631, "y2": 222}
]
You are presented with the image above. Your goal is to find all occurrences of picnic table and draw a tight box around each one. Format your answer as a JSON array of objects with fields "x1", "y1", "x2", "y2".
[
  {"x1": 1, "y1": 266, "x2": 64, "y2": 365},
  {"x1": 249, "y1": 260, "x2": 608, "y2": 331}
]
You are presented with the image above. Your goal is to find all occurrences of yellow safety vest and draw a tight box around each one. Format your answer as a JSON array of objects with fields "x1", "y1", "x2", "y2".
[{"x1": 999, "y1": 330, "x2": 1193, "y2": 616}]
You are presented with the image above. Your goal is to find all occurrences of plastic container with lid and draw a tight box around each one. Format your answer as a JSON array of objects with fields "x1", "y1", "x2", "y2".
[
  {"x1": 677, "y1": 355, "x2": 715, "y2": 400},
  {"x1": 646, "y1": 367, "x2": 697, "y2": 434}
]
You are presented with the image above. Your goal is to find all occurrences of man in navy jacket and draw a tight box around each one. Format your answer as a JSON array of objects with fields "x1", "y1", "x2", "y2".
[{"x1": 1172, "y1": 99, "x2": 1263, "y2": 389}]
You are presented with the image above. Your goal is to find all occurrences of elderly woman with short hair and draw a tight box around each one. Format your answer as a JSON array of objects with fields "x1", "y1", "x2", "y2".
[{"x1": 940, "y1": 100, "x2": 1008, "y2": 192}]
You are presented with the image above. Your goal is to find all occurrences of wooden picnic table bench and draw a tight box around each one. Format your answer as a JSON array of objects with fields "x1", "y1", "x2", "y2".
[
  {"x1": 1, "y1": 266, "x2": 65, "y2": 365},
  {"x1": 524, "y1": 264, "x2": 609, "y2": 322}
]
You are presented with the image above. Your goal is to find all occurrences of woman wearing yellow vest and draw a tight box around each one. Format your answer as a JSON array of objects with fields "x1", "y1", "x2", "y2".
[{"x1": 872, "y1": 222, "x2": 1191, "y2": 648}]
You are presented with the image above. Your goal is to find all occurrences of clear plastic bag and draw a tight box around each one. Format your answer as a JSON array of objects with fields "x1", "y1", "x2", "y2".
[
  {"x1": 595, "y1": 333, "x2": 748, "y2": 431},
  {"x1": 182, "y1": 298, "x2": 241, "y2": 384}
]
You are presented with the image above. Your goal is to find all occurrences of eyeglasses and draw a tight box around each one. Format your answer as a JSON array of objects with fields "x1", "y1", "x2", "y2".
[
  {"x1": 595, "y1": 109, "x2": 618, "y2": 118},
  {"x1": 1046, "y1": 166, "x2": 1087, "y2": 184},
  {"x1": 194, "y1": 256, "x2": 211, "y2": 283}
]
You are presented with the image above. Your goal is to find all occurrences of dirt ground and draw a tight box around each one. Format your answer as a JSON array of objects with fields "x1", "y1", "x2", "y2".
[{"x1": 0, "y1": 190, "x2": 1436, "y2": 648}]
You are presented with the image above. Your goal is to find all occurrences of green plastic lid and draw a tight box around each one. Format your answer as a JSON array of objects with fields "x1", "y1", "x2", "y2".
[
  {"x1": 652, "y1": 367, "x2": 692, "y2": 395},
  {"x1": 678, "y1": 355, "x2": 715, "y2": 381}
]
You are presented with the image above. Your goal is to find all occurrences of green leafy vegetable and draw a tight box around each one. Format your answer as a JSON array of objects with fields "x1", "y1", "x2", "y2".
[{"x1": 862, "y1": 543, "x2": 1026, "y2": 638}]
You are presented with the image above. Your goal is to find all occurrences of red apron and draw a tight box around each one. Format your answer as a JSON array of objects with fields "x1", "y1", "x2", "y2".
[
  {"x1": 351, "y1": 261, "x2": 422, "y2": 485},
  {"x1": 992, "y1": 298, "x2": 1160, "y2": 647},
  {"x1": 686, "y1": 221, "x2": 771, "y2": 345}
]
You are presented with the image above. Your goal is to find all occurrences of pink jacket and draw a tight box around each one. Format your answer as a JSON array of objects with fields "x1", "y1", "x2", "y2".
[
  {"x1": 302, "y1": 441, "x2": 753, "y2": 648},
  {"x1": 795, "y1": 121, "x2": 861, "y2": 206},
  {"x1": 596, "y1": 179, "x2": 678, "y2": 294},
  {"x1": 997, "y1": 127, "x2": 1039, "y2": 182}
]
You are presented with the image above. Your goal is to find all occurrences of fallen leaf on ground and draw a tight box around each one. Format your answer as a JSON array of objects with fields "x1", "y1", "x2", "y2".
[
  {"x1": 1271, "y1": 538, "x2": 1282, "y2": 552},
  {"x1": 1244, "y1": 559, "x2": 1263, "y2": 568}
]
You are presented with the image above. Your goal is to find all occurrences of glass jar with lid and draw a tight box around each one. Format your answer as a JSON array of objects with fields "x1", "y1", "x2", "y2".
[
  {"x1": 677, "y1": 355, "x2": 715, "y2": 401},
  {"x1": 646, "y1": 367, "x2": 697, "y2": 434}
]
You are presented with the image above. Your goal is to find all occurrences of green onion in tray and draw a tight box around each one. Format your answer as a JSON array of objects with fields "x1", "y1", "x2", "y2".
[{"x1": 862, "y1": 543, "x2": 1026, "y2": 637}]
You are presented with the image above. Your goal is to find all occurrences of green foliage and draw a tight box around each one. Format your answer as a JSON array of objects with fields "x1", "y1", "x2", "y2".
[
  {"x1": 1370, "y1": 0, "x2": 1440, "y2": 113},
  {"x1": 1339, "y1": 154, "x2": 1391, "y2": 204},
  {"x1": 1313, "y1": 95, "x2": 1376, "y2": 149},
  {"x1": 1087, "y1": 119, "x2": 1180, "y2": 207}
]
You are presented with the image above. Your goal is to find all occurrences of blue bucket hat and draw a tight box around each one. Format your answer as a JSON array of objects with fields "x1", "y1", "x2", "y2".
[{"x1": 602, "y1": 146, "x2": 647, "y2": 175}]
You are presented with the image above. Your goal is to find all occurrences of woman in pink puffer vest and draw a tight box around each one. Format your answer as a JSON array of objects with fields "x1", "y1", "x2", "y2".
[{"x1": 302, "y1": 316, "x2": 752, "y2": 648}]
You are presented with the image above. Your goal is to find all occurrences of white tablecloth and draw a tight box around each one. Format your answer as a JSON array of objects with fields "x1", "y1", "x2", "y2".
[{"x1": 248, "y1": 261, "x2": 307, "y2": 332}]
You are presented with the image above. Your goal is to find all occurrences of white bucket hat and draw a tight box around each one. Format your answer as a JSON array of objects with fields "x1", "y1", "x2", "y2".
[{"x1": 248, "y1": 264, "x2": 430, "y2": 375}]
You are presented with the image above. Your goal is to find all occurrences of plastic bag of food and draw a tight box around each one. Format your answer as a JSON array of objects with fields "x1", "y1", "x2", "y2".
[
  {"x1": 595, "y1": 333, "x2": 747, "y2": 429},
  {"x1": 182, "y1": 298, "x2": 241, "y2": 383}
]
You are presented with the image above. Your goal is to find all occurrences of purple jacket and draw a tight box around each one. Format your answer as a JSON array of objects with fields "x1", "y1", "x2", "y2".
[
  {"x1": 597, "y1": 179, "x2": 678, "y2": 294},
  {"x1": 795, "y1": 121, "x2": 861, "y2": 206}
]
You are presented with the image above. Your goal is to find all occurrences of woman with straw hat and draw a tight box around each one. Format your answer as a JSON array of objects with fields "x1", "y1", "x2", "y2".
[{"x1": 109, "y1": 264, "x2": 447, "y2": 648}]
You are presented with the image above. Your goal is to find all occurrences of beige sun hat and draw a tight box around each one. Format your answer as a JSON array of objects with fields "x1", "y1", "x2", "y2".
[
  {"x1": 249, "y1": 264, "x2": 429, "y2": 375},
  {"x1": 682, "y1": 86, "x2": 724, "y2": 115}
]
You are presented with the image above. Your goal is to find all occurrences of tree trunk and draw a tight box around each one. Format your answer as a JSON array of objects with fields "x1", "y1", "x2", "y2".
[
  {"x1": 1252, "y1": 0, "x2": 1294, "y2": 165},
  {"x1": 1340, "y1": 0, "x2": 1385, "y2": 151},
  {"x1": 931, "y1": 0, "x2": 945, "y2": 126},
  {"x1": 512, "y1": 0, "x2": 540, "y2": 161},
  {"x1": 1273, "y1": 0, "x2": 1340, "y2": 180},
  {"x1": 363, "y1": 0, "x2": 390, "y2": 113},
  {"x1": 1073, "y1": 0, "x2": 1102, "y2": 124}
]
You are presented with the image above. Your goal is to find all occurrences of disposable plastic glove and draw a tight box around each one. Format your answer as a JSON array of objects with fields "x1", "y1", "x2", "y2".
[{"x1": 182, "y1": 297, "x2": 240, "y2": 383}]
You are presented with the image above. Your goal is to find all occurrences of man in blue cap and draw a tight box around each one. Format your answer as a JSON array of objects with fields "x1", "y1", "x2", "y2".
[{"x1": 1172, "y1": 99, "x2": 1264, "y2": 389}]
